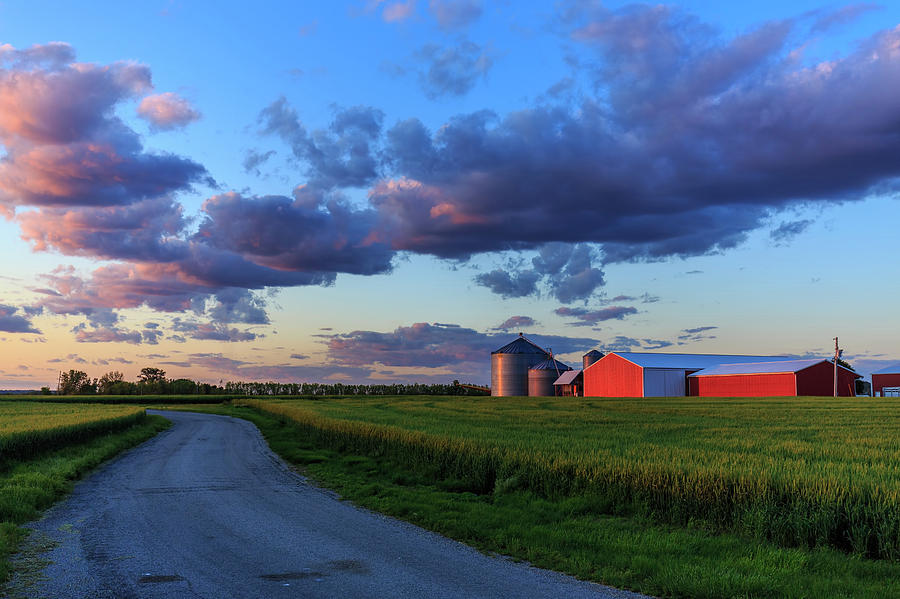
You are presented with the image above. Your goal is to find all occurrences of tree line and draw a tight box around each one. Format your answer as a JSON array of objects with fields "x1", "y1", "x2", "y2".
[
  {"x1": 55, "y1": 368, "x2": 225, "y2": 395},
  {"x1": 53, "y1": 369, "x2": 489, "y2": 396}
]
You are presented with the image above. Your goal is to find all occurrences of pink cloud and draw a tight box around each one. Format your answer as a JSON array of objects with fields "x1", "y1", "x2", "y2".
[
  {"x1": 383, "y1": 1, "x2": 416, "y2": 22},
  {"x1": 137, "y1": 92, "x2": 201, "y2": 131}
]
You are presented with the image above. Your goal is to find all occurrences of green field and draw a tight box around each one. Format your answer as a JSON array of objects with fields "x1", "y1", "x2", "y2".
[{"x1": 241, "y1": 396, "x2": 900, "y2": 560}]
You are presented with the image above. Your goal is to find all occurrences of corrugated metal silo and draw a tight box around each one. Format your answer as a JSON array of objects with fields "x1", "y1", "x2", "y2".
[
  {"x1": 528, "y1": 357, "x2": 572, "y2": 397},
  {"x1": 491, "y1": 333, "x2": 549, "y2": 396},
  {"x1": 583, "y1": 350, "x2": 604, "y2": 370}
]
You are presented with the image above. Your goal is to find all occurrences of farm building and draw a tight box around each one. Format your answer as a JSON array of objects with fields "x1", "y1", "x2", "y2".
[
  {"x1": 583, "y1": 352, "x2": 796, "y2": 398},
  {"x1": 872, "y1": 364, "x2": 900, "y2": 396},
  {"x1": 528, "y1": 357, "x2": 572, "y2": 397},
  {"x1": 688, "y1": 359, "x2": 861, "y2": 397},
  {"x1": 553, "y1": 369, "x2": 582, "y2": 396},
  {"x1": 552, "y1": 350, "x2": 605, "y2": 397},
  {"x1": 491, "y1": 334, "x2": 549, "y2": 396}
]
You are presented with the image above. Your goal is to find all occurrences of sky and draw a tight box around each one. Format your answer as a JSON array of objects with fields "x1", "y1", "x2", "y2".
[{"x1": 1, "y1": 0, "x2": 899, "y2": 389}]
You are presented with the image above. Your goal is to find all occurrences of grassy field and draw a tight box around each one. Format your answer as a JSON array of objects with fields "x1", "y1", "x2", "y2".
[
  {"x1": 0, "y1": 402, "x2": 169, "y2": 582},
  {"x1": 239, "y1": 396, "x2": 900, "y2": 561},
  {"x1": 0, "y1": 402, "x2": 149, "y2": 465},
  {"x1": 0, "y1": 394, "x2": 237, "y2": 405},
  {"x1": 177, "y1": 401, "x2": 900, "y2": 598}
]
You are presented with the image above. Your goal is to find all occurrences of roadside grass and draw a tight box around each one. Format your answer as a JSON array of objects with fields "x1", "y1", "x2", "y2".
[
  {"x1": 0, "y1": 415, "x2": 170, "y2": 582},
  {"x1": 1, "y1": 395, "x2": 237, "y2": 405},
  {"x1": 178, "y1": 403, "x2": 900, "y2": 598}
]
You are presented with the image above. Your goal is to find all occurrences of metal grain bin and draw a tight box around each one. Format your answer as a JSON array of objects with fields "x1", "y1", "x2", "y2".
[
  {"x1": 528, "y1": 357, "x2": 572, "y2": 397},
  {"x1": 583, "y1": 349, "x2": 604, "y2": 371},
  {"x1": 491, "y1": 334, "x2": 549, "y2": 396}
]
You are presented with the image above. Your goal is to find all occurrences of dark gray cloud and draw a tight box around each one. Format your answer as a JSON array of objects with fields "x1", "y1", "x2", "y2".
[
  {"x1": 171, "y1": 318, "x2": 259, "y2": 342},
  {"x1": 770, "y1": 219, "x2": 813, "y2": 245},
  {"x1": 555, "y1": 305, "x2": 638, "y2": 327},
  {"x1": 206, "y1": 288, "x2": 270, "y2": 324},
  {"x1": 0, "y1": 304, "x2": 40, "y2": 333},
  {"x1": 473, "y1": 268, "x2": 539, "y2": 298},
  {"x1": 243, "y1": 149, "x2": 276, "y2": 175},
  {"x1": 259, "y1": 100, "x2": 384, "y2": 190},
  {"x1": 474, "y1": 243, "x2": 605, "y2": 302},
  {"x1": 416, "y1": 40, "x2": 493, "y2": 99},
  {"x1": 678, "y1": 325, "x2": 718, "y2": 343},
  {"x1": 493, "y1": 315, "x2": 536, "y2": 331},
  {"x1": 428, "y1": 0, "x2": 482, "y2": 30},
  {"x1": 811, "y1": 4, "x2": 881, "y2": 33},
  {"x1": 325, "y1": 321, "x2": 596, "y2": 368}
]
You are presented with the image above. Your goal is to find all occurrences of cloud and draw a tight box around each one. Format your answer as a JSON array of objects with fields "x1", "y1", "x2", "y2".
[
  {"x1": 74, "y1": 326, "x2": 143, "y2": 344},
  {"x1": 325, "y1": 321, "x2": 596, "y2": 368},
  {"x1": 364, "y1": 9, "x2": 900, "y2": 265},
  {"x1": 172, "y1": 318, "x2": 259, "y2": 342},
  {"x1": 473, "y1": 268, "x2": 539, "y2": 298},
  {"x1": 678, "y1": 325, "x2": 718, "y2": 343},
  {"x1": 383, "y1": 1, "x2": 416, "y2": 22},
  {"x1": 259, "y1": 100, "x2": 384, "y2": 190},
  {"x1": 428, "y1": 0, "x2": 482, "y2": 30},
  {"x1": 770, "y1": 219, "x2": 813, "y2": 246},
  {"x1": 0, "y1": 304, "x2": 40, "y2": 333},
  {"x1": 242, "y1": 149, "x2": 276, "y2": 175},
  {"x1": 0, "y1": 45, "x2": 209, "y2": 215},
  {"x1": 416, "y1": 40, "x2": 493, "y2": 99},
  {"x1": 493, "y1": 315, "x2": 536, "y2": 331},
  {"x1": 474, "y1": 243, "x2": 605, "y2": 302},
  {"x1": 811, "y1": 4, "x2": 881, "y2": 33},
  {"x1": 137, "y1": 92, "x2": 201, "y2": 131},
  {"x1": 555, "y1": 305, "x2": 638, "y2": 326}
]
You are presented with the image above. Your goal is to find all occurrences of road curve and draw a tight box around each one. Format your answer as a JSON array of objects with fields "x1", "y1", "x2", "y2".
[{"x1": 11, "y1": 410, "x2": 647, "y2": 599}]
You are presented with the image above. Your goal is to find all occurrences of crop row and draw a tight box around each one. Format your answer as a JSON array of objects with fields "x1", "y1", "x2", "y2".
[
  {"x1": 0, "y1": 403, "x2": 147, "y2": 464},
  {"x1": 242, "y1": 396, "x2": 900, "y2": 560}
]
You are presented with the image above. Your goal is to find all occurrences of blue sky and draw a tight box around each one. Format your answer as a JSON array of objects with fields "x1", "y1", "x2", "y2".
[{"x1": 0, "y1": 1, "x2": 898, "y2": 388}]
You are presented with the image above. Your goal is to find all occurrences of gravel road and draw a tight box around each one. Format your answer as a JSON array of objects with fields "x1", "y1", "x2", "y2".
[{"x1": 7, "y1": 410, "x2": 648, "y2": 599}]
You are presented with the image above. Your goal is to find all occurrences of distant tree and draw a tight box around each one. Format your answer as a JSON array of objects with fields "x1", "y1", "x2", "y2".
[
  {"x1": 97, "y1": 371, "x2": 125, "y2": 394},
  {"x1": 40, "y1": 386, "x2": 51, "y2": 395},
  {"x1": 138, "y1": 367, "x2": 167, "y2": 383},
  {"x1": 59, "y1": 369, "x2": 95, "y2": 395}
]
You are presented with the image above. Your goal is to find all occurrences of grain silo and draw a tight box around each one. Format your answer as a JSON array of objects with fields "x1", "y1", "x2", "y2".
[
  {"x1": 583, "y1": 349, "x2": 604, "y2": 370},
  {"x1": 528, "y1": 357, "x2": 572, "y2": 397},
  {"x1": 491, "y1": 333, "x2": 549, "y2": 396}
]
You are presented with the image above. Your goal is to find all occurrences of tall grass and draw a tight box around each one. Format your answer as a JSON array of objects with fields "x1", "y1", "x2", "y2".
[
  {"x1": 0, "y1": 402, "x2": 146, "y2": 464},
  {"x1": 240, "y1": 396, "x2": 900, "y2": 560}
]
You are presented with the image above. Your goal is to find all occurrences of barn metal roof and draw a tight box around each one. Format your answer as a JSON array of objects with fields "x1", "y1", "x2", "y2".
[
  {"x1": 690, "y1": 359, "x2": 861, "y2": 377},
  {"x1": 530, "y1": 357, "x2": 572, "y2": 372},
  {"x1": 553, "y1": 369, "x2": 583, "y2": 385},
  {"x1": 872, "y1": 363, "x2": 900, "y2": 375},
  {"x1": 608, "y1": 352, "x2": 791, "y2": 370},
  {"x1": 491, "y1": 335, "x2": 549, "y2": 355}
]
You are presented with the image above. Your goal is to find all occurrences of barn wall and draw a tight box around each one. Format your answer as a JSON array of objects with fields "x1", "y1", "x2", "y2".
[
  {"x1": 584, "y1": 353, "x2": 643, "y2": 397},
  {"x1": 643, "y1": 369, "x2": 688, "y2": 397},
  {"x1": 873, "y1": 373, "x2": 900, "y2": 395},
  {"x1": 690, "y1": 373, "x2": 796, "y2": 397},
  {"x1": 796, "y1": 361, "x2": 859, "y2": 396}
]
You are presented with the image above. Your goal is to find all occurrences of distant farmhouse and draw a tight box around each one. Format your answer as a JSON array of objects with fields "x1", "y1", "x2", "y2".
[{"x1": 490, "y1": 334, "x2": 862, "y2": 398}]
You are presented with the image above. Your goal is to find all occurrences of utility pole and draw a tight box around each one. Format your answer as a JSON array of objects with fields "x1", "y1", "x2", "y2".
[{"x1": 833, "y1": 337, "x2": 841, "y2": 397}]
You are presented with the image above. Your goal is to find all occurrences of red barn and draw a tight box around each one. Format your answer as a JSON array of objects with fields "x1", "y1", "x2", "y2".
[
  {"x1": 688, "y1": 359, "x2": 861, "y2": 397},
  {"x1": 872, "y1": 364, "x2": 900, "y2": 396},
  {"x1": 583, "y1": 352, "x2": 791, "y2": 397}
]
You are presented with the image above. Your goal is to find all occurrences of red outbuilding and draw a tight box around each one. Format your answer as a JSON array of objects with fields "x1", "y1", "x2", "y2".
[
  {"x1": 872, "y1": 363, "x2": 900, "y2": 396},
  {"x1": 687, "y1": 359, "x2": 861, "y2": 397},
  {"x1": 582, "y1": 352, "x2": 792, "y2": 397}
]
